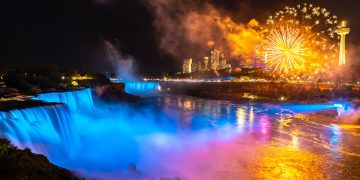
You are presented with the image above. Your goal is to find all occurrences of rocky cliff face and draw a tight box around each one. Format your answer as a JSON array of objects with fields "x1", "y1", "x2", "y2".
[
  {"x1": 92, "y1": 83, "x2": 140, "y2": 103},
  {"x1": 0, "y1": 138, "x2": 79, "y2": 180}
]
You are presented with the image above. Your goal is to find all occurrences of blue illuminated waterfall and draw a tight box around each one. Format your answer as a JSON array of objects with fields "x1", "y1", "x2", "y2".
[
  {"x1": 32, "y1": 88, "x2": 94, "y2": 111},
  {"x1": 0, "y1": 89, "x2": 94, "y2": 161},
  {"x1": 125, "y1": 81, "x2": 161, "y2": 95},
  {"x1": 0, "y1": 105, "x2": 77, "y2": 159}
]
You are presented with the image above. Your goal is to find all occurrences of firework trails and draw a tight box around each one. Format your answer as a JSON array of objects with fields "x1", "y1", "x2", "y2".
[{"x1": 262, "y1": 3, "x2": 341, "y2": 72}]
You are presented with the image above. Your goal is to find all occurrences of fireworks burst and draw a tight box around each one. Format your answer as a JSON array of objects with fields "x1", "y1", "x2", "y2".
[
  {"x1": 262, "y1": 3, "x2": 341, "y2": 72},
  {"x1": 264, "y1": 25, "x2": 309, "y2": 71}
]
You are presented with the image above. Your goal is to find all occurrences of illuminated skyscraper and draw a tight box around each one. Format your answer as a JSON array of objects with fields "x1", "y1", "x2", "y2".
[
  {"x1": 198, "y1": 61, "x2": 202, "y2": 71},
  {"x1": 219, "y1": 53, "x2": 226, "y2": 69},
  {"x1": 183, "y1": 58, "x2": 192, "y2": 73},
  {"x1": 191, "y1": 61, "x2": 199, "y2": 72},
  {"x1": 210, "y1": 49, "x2": 220, "y2": 70},
  {"x1": 335, "y1": 21, "x2": 350, "y2": 65}
]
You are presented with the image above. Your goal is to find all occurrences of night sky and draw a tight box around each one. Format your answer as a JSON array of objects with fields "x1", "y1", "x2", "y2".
[{"x1": 1, "y1": 0, "x2": 359, "y2": 76}]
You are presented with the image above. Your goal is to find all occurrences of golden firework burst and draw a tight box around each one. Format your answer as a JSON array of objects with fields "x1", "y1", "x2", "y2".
[
  {"x1": 262, "y1": 3, "x2": 341, "y2": 73},
  {"x1": 264, "y1": 25, "x2": 310, "y2": 72}
]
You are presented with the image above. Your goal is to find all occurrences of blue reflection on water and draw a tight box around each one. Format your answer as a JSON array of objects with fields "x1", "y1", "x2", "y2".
[
  {"x1": 279, "y1": 104, "x2": 335, "y2": 113},
  {"x1": 329, "y1": 124, "x2": 342, "y2": 149}
]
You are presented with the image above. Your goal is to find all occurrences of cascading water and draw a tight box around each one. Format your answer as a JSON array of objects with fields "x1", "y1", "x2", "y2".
[
  {"x1": 0, "y1": 89, "x2": 93, "y2": 162},
  {"x1": 0, "y1": 105, "x2": 77, "y2": 159},
  {"x1": 32, "y1": 88, "x2": 94, "y2": 111},
  {"x1": 125, "y1": 82, "x2": 161, "y2": 95}
]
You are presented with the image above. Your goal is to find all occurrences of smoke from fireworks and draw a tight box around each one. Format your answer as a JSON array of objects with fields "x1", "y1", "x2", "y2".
[{"x1": 143, "y1": 0, "x2": 260, "y2": 62}]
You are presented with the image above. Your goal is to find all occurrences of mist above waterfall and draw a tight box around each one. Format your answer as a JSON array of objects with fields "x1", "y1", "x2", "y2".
[{"x1": 105, "y1": 40, "x2": 136, "y2": 82}]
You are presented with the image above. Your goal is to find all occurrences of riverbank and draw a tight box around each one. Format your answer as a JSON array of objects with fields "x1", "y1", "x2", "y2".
[{"x1": 159, "y1": 81, "x2": 360, "y2": 104}]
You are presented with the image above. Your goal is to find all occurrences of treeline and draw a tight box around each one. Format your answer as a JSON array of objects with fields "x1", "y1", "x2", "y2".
[{"x1": 0, "y1": 68, "x2": 110, "y2": 96}]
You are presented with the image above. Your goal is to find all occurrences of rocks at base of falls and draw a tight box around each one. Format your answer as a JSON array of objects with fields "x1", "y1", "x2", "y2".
[
  {"x1": 92, "y1": 83, "x2": 140, "y2": 103},
  {"x1": 0, "y1": 138, "x2": 79, "y2": 180}
]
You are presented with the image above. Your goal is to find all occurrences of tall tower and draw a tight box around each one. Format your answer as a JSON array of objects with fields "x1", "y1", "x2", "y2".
[
  {"x1": 203, "y1": 57, "x2": 209, "y2": 71},
  {"x1": 335, "y1": 21, "x2": 350, "y2": 65}
]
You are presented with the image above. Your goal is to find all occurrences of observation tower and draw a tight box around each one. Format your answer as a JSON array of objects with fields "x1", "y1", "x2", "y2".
[{"x1": 335, "y1": 21, "x2": 350, "y2": 65}]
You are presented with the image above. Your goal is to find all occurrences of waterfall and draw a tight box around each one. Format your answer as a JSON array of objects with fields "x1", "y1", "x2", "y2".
[
  {"x1": 0, "y1": 89, "x2": 94, "y2": 161},
  {"x1": 0, "y1": 105, "x2": 78, "y2": 159},
  {"x1": 125, "y1": 82, "x2": 161, "y2": 95},
  {"x1": 32, "y1": 88, "x2": 94, "y2": 111}
]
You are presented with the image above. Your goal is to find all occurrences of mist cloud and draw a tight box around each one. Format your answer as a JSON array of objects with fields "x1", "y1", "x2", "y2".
[{"x1": 104, "y1": 40, "x2": 136, "y2": 81}]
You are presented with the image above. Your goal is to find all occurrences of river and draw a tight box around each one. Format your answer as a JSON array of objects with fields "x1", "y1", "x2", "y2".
[{"x1": 1, "y1": 87, "x2": 360, "y2": 179}]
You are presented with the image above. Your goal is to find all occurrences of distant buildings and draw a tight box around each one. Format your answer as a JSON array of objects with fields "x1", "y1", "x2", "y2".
[
  {"x1": 182, "y1": 58, "x2": 192, "y2": 73},
  {"x1": 219, "y1": 53, "x2": 231, "y2": 69},
  {"x1": 182, "y1": 49, "x2": 231, "y2": 74},
  {"x1": 251, "y1": 52, "x2": 266, "y2": 67},
  {"x1": 210, "y1": 49, "x2": 220, "y2": 70}
]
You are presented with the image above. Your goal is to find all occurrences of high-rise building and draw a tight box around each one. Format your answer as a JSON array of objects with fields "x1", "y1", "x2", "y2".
[
  {"x1": 210, "y1": 49, "x2": 220, "y2": 70},
  {"x1": 219, "y1": 53, "x2": 227, "y2": 69},
  {"x1": 192, "y1": 61, "x2": 199, "y2": 72},
  {"x1": 198, "y1": 61, "x2": 202, "y2": 71},
  {"x1": 183, "y1": 58, "x2": 192, "y2": 73}
]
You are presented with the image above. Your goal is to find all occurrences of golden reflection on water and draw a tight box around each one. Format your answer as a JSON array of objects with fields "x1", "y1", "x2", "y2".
[
  {"x1": 256, "y1": 146, "x2": 327, "y2": 180},
  {"x1": 236, "y1": 107, "x2": 246, "y2": 132},
  {"x1": 161, "y1": 96, "x2": 360, "y2": 178}
]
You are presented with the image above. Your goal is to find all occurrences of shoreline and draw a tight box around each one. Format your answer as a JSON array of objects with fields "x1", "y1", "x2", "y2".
[{"x1": 158, "y1": 81, "x2": 360, "y2": 105}]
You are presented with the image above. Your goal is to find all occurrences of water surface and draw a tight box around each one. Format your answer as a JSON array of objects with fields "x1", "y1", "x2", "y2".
[{"x1": 2, "y1": 91, "x2": 360, "y2": 179}]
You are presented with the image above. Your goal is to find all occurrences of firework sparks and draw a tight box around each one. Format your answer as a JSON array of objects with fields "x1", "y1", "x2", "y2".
[
  {"x1": 264, "y1": 25, "x2": 309, "y2": 72},
  {"x1": 262, "y1": 3, "x2": 341, "y2": 72}
]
